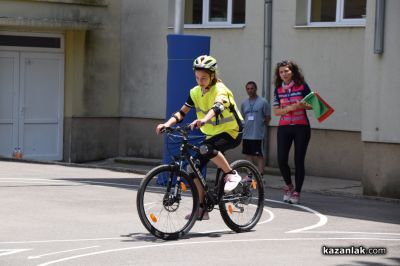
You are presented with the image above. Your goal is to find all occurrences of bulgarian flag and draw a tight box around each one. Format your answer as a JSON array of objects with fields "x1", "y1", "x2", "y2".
[{"x1": 302, "y1": 92, "x2": 334, "y2": 123}]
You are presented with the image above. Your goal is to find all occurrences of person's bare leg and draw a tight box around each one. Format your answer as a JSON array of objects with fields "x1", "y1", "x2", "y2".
[
  {"x1": 245, "y1": 155, "x2": 253, "y2": 164},
  {"x1": 210, "y1": 152, "x2": 231, "y2": 173},
  {"x1": 193, "y1": 178, "x2": 204, "y2": 203},
  {"x1": 256, "y1": 155, "x2": 265, "y2": 176}
]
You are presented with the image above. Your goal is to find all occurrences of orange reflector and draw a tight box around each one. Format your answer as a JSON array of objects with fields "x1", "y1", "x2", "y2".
[
  {"x1": 228, "y1": 204, "x2": 233, "y2": 214},
  {"x1": 180, "y1": 182, "x2": 187, "y2": 192},
  {"x1": 251, "y1": 180, "x2": 257, "y2": 189},
  {"x1": 150, "y1": 213, "x2": 157, "y2": 223}
]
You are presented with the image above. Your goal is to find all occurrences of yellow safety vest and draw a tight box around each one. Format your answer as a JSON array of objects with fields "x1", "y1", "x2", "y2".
[{"x1": 190, "y1": 82, "x2": 243, "y2": 139}]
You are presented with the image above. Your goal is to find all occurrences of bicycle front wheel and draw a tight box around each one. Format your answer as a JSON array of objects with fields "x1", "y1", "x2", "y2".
[
  {"x1": 136, "y1": 165, "x2": 199, "y2": 240},
  {"x1": 219, "y1": 160, "x2": 264, "y2": 232}
]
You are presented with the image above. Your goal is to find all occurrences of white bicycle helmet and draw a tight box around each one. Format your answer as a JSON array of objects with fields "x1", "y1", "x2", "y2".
[{"x1": 193, "y1": 55, "x2": 218, "y2": 72}]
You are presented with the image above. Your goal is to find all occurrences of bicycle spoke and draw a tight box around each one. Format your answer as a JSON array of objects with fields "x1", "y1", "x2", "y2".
[{"x1": 137, "y1": 165, "x2": 199, "y2": 240}]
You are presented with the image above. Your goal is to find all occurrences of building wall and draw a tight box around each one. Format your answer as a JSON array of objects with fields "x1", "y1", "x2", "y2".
[
  {"x1": 362, "y1": 0, "x2": 400, "y2": 198},
  {"x1": 0, "y1": 0, "x2": 121, "y2": 162},
  {"x1": 267, "y1": 0, "x2": 367, "y2": 180},
  {"x1": 119, "y1": 0, "x2": 266, "y2": 159},
  {"x1": 120, "y1": 0, "x2": 169, "y2": 119}
]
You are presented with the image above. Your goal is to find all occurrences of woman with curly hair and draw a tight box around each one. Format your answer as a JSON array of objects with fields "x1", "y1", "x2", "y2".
[{"x1": 272, "y1": 60, "x2": 312, "y2": 204}]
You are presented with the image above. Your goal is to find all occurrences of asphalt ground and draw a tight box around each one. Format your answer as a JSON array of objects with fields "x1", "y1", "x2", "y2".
[{"x1": 0, "y1": 161, "x2": 399, "y2": 266}]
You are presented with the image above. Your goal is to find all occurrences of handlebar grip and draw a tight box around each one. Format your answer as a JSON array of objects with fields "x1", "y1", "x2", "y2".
[{"x1": 160, "y1": 126, "x2": 172, "y2": 133}]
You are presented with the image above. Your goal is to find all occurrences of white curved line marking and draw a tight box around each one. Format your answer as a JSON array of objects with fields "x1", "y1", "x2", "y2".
[
  {"x1": 27, "y1": 246, "x2": 99, "y2": 259},
  {"x1": 257, "y1": 207, "x2": 274, "y2": 225},
  {"x1": 37, "y1": 237, "x2": 400, "y2": 266},
  {"x1": 264, "y1": 199, "x2": 328, "y2": 233},
  {"x1": 199, "y1": 207, "x2": 274, "y2": 234}
]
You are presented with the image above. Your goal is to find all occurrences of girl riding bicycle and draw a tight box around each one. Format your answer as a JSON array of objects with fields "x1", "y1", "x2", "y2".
[{"x1": 156, "y1": 55, "x2": 244, "y2": 219}]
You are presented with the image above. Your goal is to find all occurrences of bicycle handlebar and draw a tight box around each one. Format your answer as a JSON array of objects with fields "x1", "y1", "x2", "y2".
[{"x1": 161, "y1": 125, "x2": 191, "y2": 135}]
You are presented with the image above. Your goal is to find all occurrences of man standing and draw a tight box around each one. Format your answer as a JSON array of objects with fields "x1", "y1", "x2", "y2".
[{"x1": 241, "y1": 81, "x2": 271, "y2": 177}]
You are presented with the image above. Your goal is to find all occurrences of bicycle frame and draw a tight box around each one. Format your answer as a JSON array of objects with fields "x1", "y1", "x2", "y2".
[{"x1": 166, "y1": 127, "x2": 223, "y2": 207}]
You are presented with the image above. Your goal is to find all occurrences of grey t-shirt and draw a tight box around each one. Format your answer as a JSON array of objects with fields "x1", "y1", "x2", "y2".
[{"x1": 240, "y1": 96, "x2": 271, "y2": 140}]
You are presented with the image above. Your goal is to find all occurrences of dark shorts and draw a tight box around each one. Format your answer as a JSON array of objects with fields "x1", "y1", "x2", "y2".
[
  {"x1": 203, "y1": 132, "x2": 242, "y2": 154},
  {"x1": 242, "y1": 139, "x2": 263, "y2": 156}
]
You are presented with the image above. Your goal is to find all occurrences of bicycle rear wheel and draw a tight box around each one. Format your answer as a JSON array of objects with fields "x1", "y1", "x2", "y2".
[
  {"x1": 136, "y1": 165, "x2": 199, "y2": 240},
  {"x1": 219, "y1": 160, "x2": 264, "y2": 232}
]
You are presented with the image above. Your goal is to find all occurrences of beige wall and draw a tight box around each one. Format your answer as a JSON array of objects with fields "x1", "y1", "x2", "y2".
[
  {"x1": 0, "y1": 0, "x2": 120, "y2": 117},
  {"x1": 120, "y1": 0, "x2": 266, "y2": 119},
  {"x1": 65, "y1": 30, "x2": 86, "y2": 117},
  {"x1": 271, "y1": 1, "x2": 365, "y2": 132},
  {"x1": 120, "y1": 0, "x2": 169, "y2": 119},
  {"x1": 0, "y1": 0, "x2": 121, "y2": 161},
  {"x1": 82, "y1": 0, "x2": 121, "y2": 117},
  {"x1": 361, "y1": 0, "x2": 400, "y2": 198},
  {"x1": 363, "y1": 142, "x2": 400, "y2": 198},
  {"x1": 362, "y1": 0, "x2": 400, "y2": 143}
]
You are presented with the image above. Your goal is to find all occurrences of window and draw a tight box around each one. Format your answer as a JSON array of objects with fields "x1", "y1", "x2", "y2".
[
  {"x1": 309, "y1": 0, "x2": 366, "y2": 25},
  {"x1": 184, "y1": 0, "x2": 245, "y2": 26}
]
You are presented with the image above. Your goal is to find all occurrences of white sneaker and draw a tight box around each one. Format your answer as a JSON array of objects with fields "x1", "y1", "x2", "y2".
[
  {"x1": 224, "y1": 170, "x2": 242, "y2": 193},
  {"x1": 283, "y1": 185, "x2": 294, "y2": 202},
  {"x1": 289, "y1": 192, "x2": 300, "y2": 204}
]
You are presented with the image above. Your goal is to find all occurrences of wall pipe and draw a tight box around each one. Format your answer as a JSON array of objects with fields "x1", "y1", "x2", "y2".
[
  {"x1": 174, "y1": 0, "x2": 185, "y2": 34},
  {"x1": 374, "y1": 0, "x2": 385, "y2": 54},
  {"x1": 263, "y1": 0, "x2": 273, "y2": 164}
]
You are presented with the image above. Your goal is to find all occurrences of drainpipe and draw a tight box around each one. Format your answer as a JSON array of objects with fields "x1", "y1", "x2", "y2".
[
  {"x1": 174, "y1": 0, "x2": 185, "y2": 34},
  {"x1": 262, "y1": 0, "x2": 273, "y2": 99},
  {"x1": 263, "y1": 0, "x2": 273, "y2": 165},
  {"x1": 374, "y1": 0, "x2": 385, "y2": 54}
]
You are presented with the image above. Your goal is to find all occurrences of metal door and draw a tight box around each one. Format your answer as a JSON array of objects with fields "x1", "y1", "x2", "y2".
[
  {"x1": 0, "y1": 51, "x2": 19, "y2": 156},
  {"x1": 0, "y1": 51, "x2": 64, "y2": 160}
]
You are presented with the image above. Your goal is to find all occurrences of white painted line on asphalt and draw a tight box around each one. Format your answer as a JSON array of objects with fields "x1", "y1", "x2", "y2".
[
  {"x1": 36, "y1": 237, "x2": 400, "y2": 266},
  {"x1": 0, "y1": 180, "x2": 80, "y2": 186},
  {"x1": 298, "y1": 231, "x2": 400, "y2": 236},
  {"x1": 199, "y1": 207, "x2": 274, "y2": 234},
  {"x1": 264, "y1": 199, "x2": 328, "y2": 233},
  {"x1": 0, "y1": 178, "x2": 140, "y2": 188},
  {"x1": 79, "y1": 181, "x2": 138, "y2": 188},
  {"x1": 27, "y1": 246, "x2": 99, "y2": 259},
  {"x1": 257, "y1": 207, "x2": 275, "y2": 225},
  {"x1": 0, "y1": 237, "x2": 124, "y2": 245},
  {"x1": 0, "y1": 249, "x2": 31, "y2": 257}
]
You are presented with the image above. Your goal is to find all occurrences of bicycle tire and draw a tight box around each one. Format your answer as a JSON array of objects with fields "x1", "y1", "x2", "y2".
[
  {"x1": 219, "y1": 160, "x2": 264, "y2": 232},
  {"x1": 136, "y1": 164, "x2": 199, "y2": 240}
]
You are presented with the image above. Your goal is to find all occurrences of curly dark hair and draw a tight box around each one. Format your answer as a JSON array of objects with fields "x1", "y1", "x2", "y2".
[{"x1": 274, "y1": 60, "x2": 305, "y2": 88}]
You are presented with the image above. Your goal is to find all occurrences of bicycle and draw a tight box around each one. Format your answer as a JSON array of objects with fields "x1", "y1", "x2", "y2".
[{"x1": 136, "y1": 125, "x2": 264, "y2": 240}]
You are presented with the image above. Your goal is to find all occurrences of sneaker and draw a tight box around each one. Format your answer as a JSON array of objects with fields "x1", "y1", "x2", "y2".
[
  {"x1": 283, "y1": 185, "x2": 294, "y2": 202},
  {"x1": 185, "y1": 209, "x2": 209, "y2": 221},
  {"x1": 289, "y1": 192, "x2": 300, "y2": 204},
  {"x1": 224, "y1": 170, "x2": 242, "y2": 193}
]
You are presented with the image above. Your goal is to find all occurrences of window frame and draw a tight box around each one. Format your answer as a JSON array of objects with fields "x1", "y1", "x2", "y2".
[
  {"x1": 184, "y1": 0, "x2": 245, "y2": 28},
  {"x1": 307, "y1": 0, "x2": 366, "y2": 26}
]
